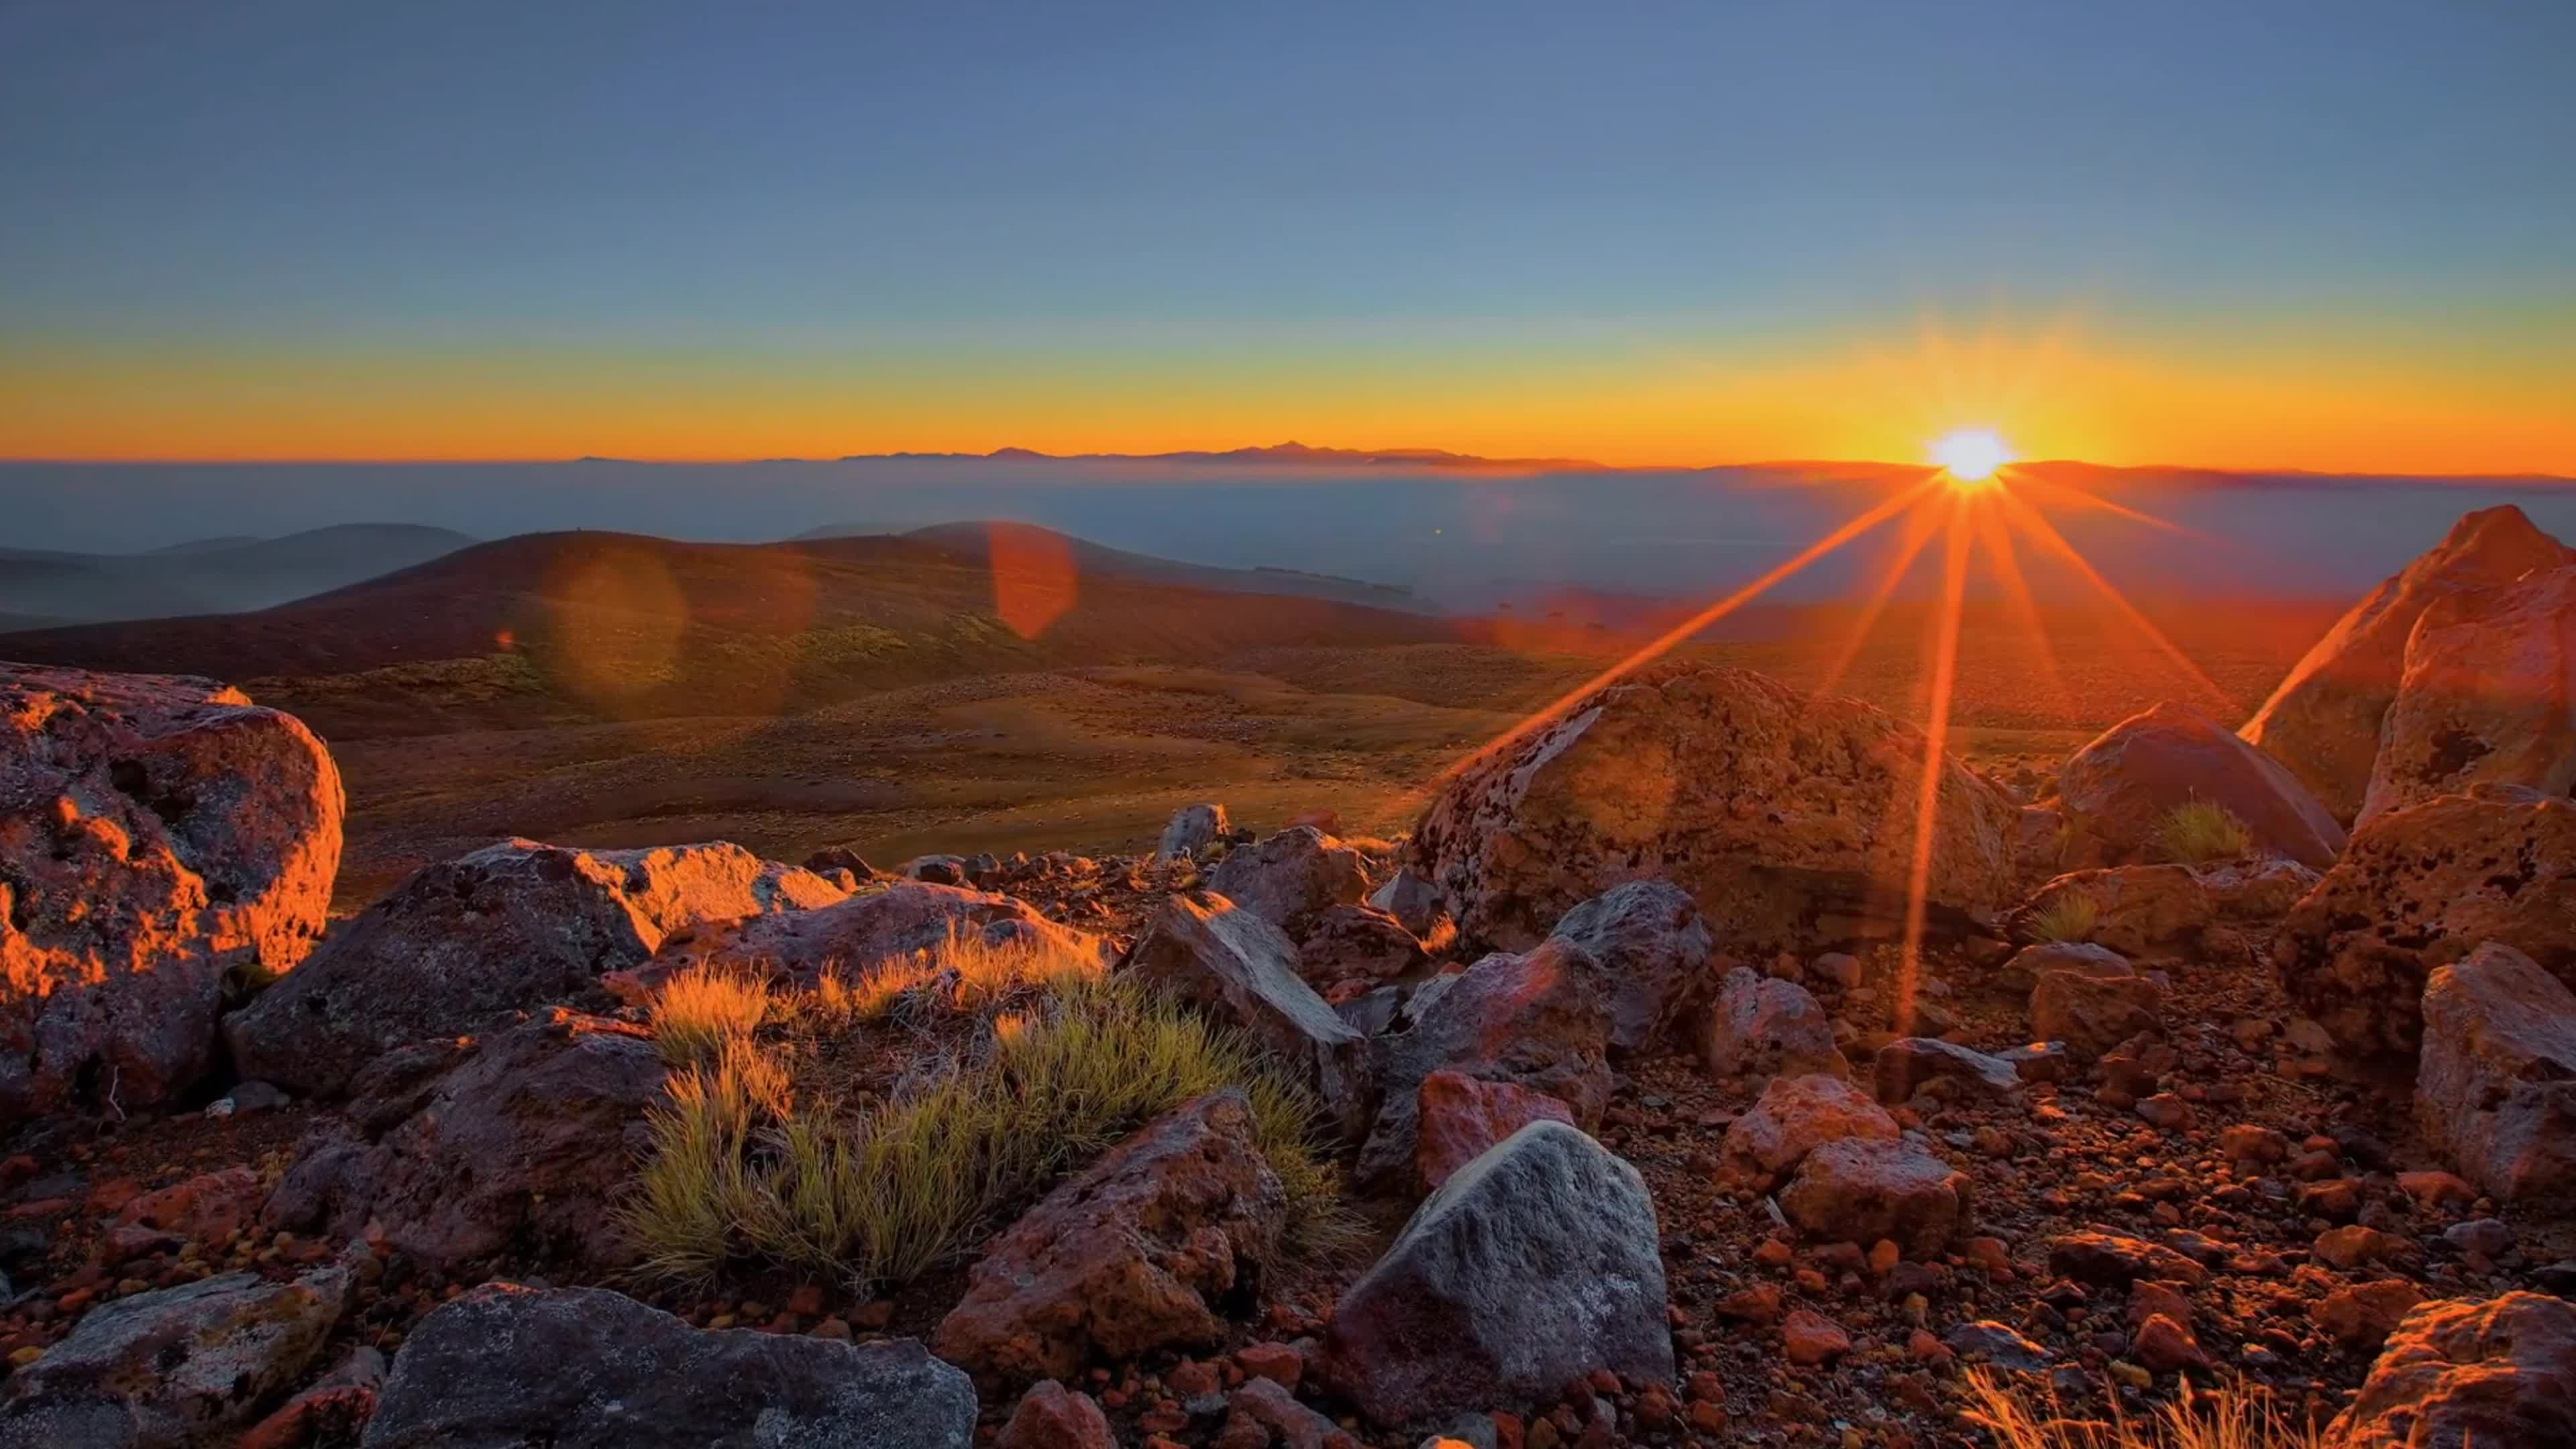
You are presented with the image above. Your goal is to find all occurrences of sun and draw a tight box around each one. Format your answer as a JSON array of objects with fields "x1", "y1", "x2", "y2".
[{"x1": 1930, "y1": 427, "x2": 2012, "y2": 484}]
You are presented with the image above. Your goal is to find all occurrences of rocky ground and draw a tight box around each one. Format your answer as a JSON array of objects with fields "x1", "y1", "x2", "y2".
[{"x1": 3, "y1": 503, "x2": 2573, "y2": 1448}]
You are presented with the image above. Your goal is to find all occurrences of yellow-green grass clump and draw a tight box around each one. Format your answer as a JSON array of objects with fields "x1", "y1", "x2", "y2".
[
  {"x1": 1963, "y1": 1367, "x2": 2323, "y2": 1449},
  {"x1": 2025, "y1": 890, "x2": 2102, "y2": 945},
  {"x1": 2155, "y1": 798, "x2": 2254, "y2": 865}
]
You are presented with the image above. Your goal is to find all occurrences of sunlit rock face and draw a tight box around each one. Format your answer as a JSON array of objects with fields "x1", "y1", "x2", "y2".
[
  {"x1": 2361, "y1": 561, "x2": 2576, "y2": 824},
  {"x1": 1, "y1": 663, "x2": 342, "y2": 1118},
  {"x1": 1406, "y1": 663, "x2": 2022, "y2": 957},
  {"x1": 2243, "y1": 504, "x2": 2574, "y2": 822},
  {"x1": 2273, "y1": 784, "x2": 2576, "y2": 1065}
]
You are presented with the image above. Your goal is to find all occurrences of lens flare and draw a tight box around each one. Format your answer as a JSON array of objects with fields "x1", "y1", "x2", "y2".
[{"x1": 1931, "y1": 427, "x2": 2012, "y2": 483}]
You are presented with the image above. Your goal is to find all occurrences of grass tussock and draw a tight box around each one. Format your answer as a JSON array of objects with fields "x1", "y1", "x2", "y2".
[
  {"x1": 621, "y1": 940, "x2": 1341, "y2": 1291},
  {"x1": 649, "y1": 967, "x2": 783, "y2": 1065},
  {"x1": 2155, "y1": 798, "x2": 2254, "y2": 866},
  {"x1": 1962, "y1": 1368, "x2": 2324, "y2": 1449},
  {"x1": 2025, "y1": 890, "x2": 2102, "y2": 945}
]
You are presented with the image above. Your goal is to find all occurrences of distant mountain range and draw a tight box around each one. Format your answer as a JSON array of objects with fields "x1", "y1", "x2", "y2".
[
  {"x1": 818, "y1": 441, "x2": 1615, "y2": 472},
  {"x1": 0, "y1": 523, "x2": 477, "y2": 626}
]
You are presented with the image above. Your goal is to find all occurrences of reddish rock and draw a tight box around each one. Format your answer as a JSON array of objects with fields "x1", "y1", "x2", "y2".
[
  {"x1": 2029, "y1": 964, "x2": 2165, "y2": 1055},
  {"x1": 1704, "y1": 968, "x2": 1847, "y2": 1081},
  {"x1": 1780, "y1": 1311, "x2": 1851, "y2": 1366},
  {"x1": 228, "y1": 837, "x2": 843, "y2": 1095},
  {"x1": 2010, "y1": 865, "x2": 2214, "y2": 957},
  {"x1": 117, "y1": 1165, "x2": 262, "y2": 1249},
  {"x1": 633, "y1": 877, "x2": 1099, "y2": 994},
  {"x1": 1235, "y1": 1342, "x2": 1303, "y2": 1389},
  {"x1": 2046, "y1": 1230, "x2": 2208, "y2": 1287},
  {"x1": 1721, "y1": 1073, "x2": 1898, "y2": 1183},
  {"x1": 1295, "y1": 902, "x2": 1427, "y2": 989},
  {"x1": 262, "y1": 1009, "x2": 666, "y2": 1270},
  {"x1": 2244, "y1": 503, "x2": 2575, "y2": 821},
  {"x1": 2326, "y1": 1291, "x2": 2576, "y2": 1449},
  {"x1": 2275, "y1": 785, "x2": 2576, "y2": 1063},
  {"x1": 2312, "y1": 1281, "x2": 2427, "y2": 1352},
  {"x1": 2417, "y1": 942, "x2": 2576, "y2": 1200},
  {"x1": 1405, "y1": 663, "x2": 2022, "y2": 957},
  {"x1": 1873, "y1": 1037, "x2": 2020, "y2": 1103},
  {"x1": 1352, "y1": 940, "x2": 1615, "y2": 1193},
  {"x1": 1, "y1": 664, "x2": 341, "y2": 1118},
  {"x1": 999, "y1": 1380, "x2": 1116, "y2": 1449},
  {"x1": 1414, "y1": 1070, "x2": 1580, "y2": 1191},
  {"x1": 1779, "y1": 1138, "x2": 1972, "y2": 1256},
  {"x1": 2131, "y1": 1313, "x2": 2208, "y2": 1373},
  {"x1": 2056, "y1": 701, "x2": 2345, "y2": 868},
  {"x1": 937, "y1": 1091, "x2": 1285, "y2": 1385}
]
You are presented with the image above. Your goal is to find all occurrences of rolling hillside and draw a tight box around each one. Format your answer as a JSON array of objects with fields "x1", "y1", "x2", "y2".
[{"x1": 0, "y1": 523, "x2": 476, "y2": 624}]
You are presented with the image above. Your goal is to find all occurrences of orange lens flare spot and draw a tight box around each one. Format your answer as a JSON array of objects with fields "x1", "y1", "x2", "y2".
[{"x1": 985, "y1": 521, "x2": 1079, "y2": 640}]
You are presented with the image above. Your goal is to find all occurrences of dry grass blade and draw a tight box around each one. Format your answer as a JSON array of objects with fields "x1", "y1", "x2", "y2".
[
  {"x1": 649, "y1": 966, "x2": 780, "y2": 1065},
  {"x1": 2026, "y1": 890, "x2": 2102, "y2": 945},
  {"x1": 1962, "y1": 1367, "x2": 2326, "y2": 1449},
  {"x1": 2155, "y1": 798, "x2": 2253, "y2": 865}
]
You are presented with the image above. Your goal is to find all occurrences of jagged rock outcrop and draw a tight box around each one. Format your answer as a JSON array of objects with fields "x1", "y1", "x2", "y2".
[
  {"x1": 1128, "y1": 892, "x2": 1372, "y2": 1139},
  {"x1": 262, "y1": 1010, "x2": 665, "y2": 1271},
  {"x1": 2362, "y1": 562, "x2": 2576, "y2": 823},
  {"x1": 2057, "y1": 702, "x2": 2345, "y2": 867},
  {"x1": 936, "y1": 1091, "x2": 1285, "y2": 1385},
  {"x1": 2029, "y1": 959, "x2": 2166, "y2": 1055},
  {"x1": 1544, "y1": 879, "x2": 1715, "y2": 1053},
  {"x1": 1406, "y1": 663, "x2": 2021, "y2": 955},
  {"x1": 1204, "y1": 826, "x2": 1370, "y2": 933},
  {"x1": 2324, "y1": 1292, "x2": 2576, "y2": 1449},
  {"x1": 629, "y1": 878, "x2": 1110, "y2": 992},
  {"x1": 2418, "y1": 944, "x2": 2576, "y2": 1201},
  {"x1": 225, "y1": 838, "x2": 839, "y2": 1095},
  {"x1": 0, "y1": 1258, "x2": 352, "y2": 1447},
  {"x1": 2275, "y1": 785, "x2": 2576, "y2": 1063},
  {"x1": 1293, "y1": 902, "x2": 1426, "y2": 991},
  {"x1": 2244, "y1": 504, "x2": 2575, "y2": 821},
  {"x1": 1367, "y1": 865, "x2": 1455, "y2": 944},
  {"x1": 1354, "y1": 941, "x2": 1615, "y2": 1193},
  {"x1": 2, "y1": 663, "x2": 341, "y2": 1118},
  {"x1": 1322, "y1": 1121, "x2": 1673, "y2": 1429},
  {"x1": 360, "y1": 1285, "x2": 975, "y2": 1448}
]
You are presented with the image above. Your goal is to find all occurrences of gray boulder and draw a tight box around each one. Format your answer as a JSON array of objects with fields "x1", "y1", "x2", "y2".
[
  {"x1": 225, "y1": 838, "x2": 841, "y2": 1095},
  {"x1": 1322, "y1": 1121, "x2": 1673, "y2": 1429},
  {"x1": 1544, "y1": 880, "x2": 1715, "y2": 1054},
  {"x1": 360, "y1": 1285, "x2": 975, "y2": 1448},
  {"x1": 0, "y1": 1260, "x2": 351, "y2": 1448},
  {"x1": 1205, "y1": 826, "x2": 1371, "y2": 932},
  {"x1": 1127, "y1": 892, "x2": 1372, "y2": 1140},
  {"x1": 1157, "y1": 802, "x2": 1230, "y2": 861},
  {"x1": 1873, "y1": 1037, "x2": 2021, "y2": 1104},
  {"x1": 2057, "y1": 701, "x2": 2345, "y2": 868}
]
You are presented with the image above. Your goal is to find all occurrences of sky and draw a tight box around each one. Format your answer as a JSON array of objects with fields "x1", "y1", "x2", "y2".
[{"x1": 3, "y1": 0, "x2": 2571, "y2": 472}]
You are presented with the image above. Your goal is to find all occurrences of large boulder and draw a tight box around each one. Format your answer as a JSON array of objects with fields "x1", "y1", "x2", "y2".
[
  {"x1": 935, "y1": 1091, "x2": 1285, "y2": 1385},
  {"x1": 360, "y1": 1284, "x2": 975, "y2": 1448},
  {"x1": 1779, "y1": 1138, "x2": 1972, "y2": 1256},
  {"x1": 1322, "y1": 1121, "x2": 1672, "y2": 1429},
  {"x1": 0, "y1": 1259, "x2": 352, "y2": 1448},
  {"x1": 1352, "y1": 941, "x2": 1616, "y2": 1192},
  {"x1": 225, "y1": 839, "x2": 841, "y2": 1096},
  {"x1": 635, "y1": 879, "x2": 1112, "y2": 994},
  {"x1": 2245, "y1": 504, "x2": 2575, "y2": 821},
  {"x1": 2362, "y1": 563, "x2": 2576, "y2": 824},
  {"x1": 1722, "y1": 1073, "x2": 1898, "y2": 1183},
  {"x1": 1543, "y1": 879, "x2": 1715, "y2": 1054},
  {"x1": 1368, "y1": 866, "x2": 1455, "y2": 945},
  {"x1": 1406, "y1": 663, "x2": 2022, "y2": 955},
  {"x1": 2324, "y1": 1292, "x2": 2576, "y2": 1449},
  {"x1": 2418, "y1": 944, "x2": 2576, "y2": 1201},
  {"x1": 1293, "y1": 902, "x2": 1427, "y2": 991},
  {"x1": 261, "y1": 1010, "x2": 665, "y2": 1271},
  {"x1": 2057, "y1": 702, "x2": 2345, "y2": 868},
  {"x1": 1127, "y1": 892, "x2": 1372, "y2": 1140},
  {"x1": 1203, "y1": 826, "x2": 1371, "y2": 933},
  {"x1": 1703, "y1": 967, "x2": 1847, "y2": 1081},
  {"x1": 2275, "y1": 786, "x2": 2576, "y2": 1063},
  {"x1": 1, "y1": 664, "x2": 341, "y2": 1118}
]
